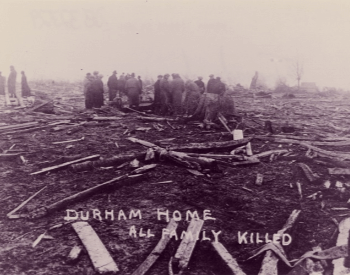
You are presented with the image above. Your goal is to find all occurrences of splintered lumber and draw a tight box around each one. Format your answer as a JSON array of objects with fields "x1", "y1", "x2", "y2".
[
  {"x1": 92, "y1": 116, "x2": 123, "y2": 121},
  {"x1": 185, "y1": 153, "x2": 245, "y2": 160},
  {"x1": 212, "y1": 241, "x2": 246, "y2": 275},
  {"x1": 127, "y1": 137, "x2": 158, "y2": 148},
  {"x1": 31, "y1": 155, "x2": 100, "y2": 175},
  {"x1": 218, "y1": 112, "x2": 232, "y2": 134},
  {"x1": 333, "y1": 218, "x2": 350, "y2": 275},
  {"x1": 137, "y1": 116, "x2": 176, "y2": 122},
  {"x1": 132, "y1": 219, "x2": 178, "y2": 275},
  {"x1": 216, "y1": 158, "x2": 260, "y2": 167},
  {"x1": 253, "y1": 150, "x2": 289, "y2": 159},
  {"x1": 0, "y1": 122, "x2": 38, "y2": 131},
  {"x1": 258, "y1": 210, "x2": 301, "y2": 275},
  {"x1": 297, "y1": 163, "x2": 320, "y2": 183},
  {"x1": 30, "y1": 100, "x2": 52, "y2": 112},
  {"x1": 29, "y1": 174, "x2": 146, "y2": 218},
  {"x1": 71, "y1": 153, "x2": 145, "y2": 172},
  {"x1": 170, "y1": 137, "x2": 252, "y2": 153},
  {"x1": 72, "y1": 222, "x2": 119, "y2": 273},
  {"x1": 329, "y1": 168, "x2": 350, "y2": 175},
  {"x1": 171, "y1": 219, "x2": 204, "y2": 274},
  {"x1": 67, "y1": 245, "x2": 83, "y2": 263},
  {"x1": 0, "y1": 153, "x2": 20, "y2": 160}
]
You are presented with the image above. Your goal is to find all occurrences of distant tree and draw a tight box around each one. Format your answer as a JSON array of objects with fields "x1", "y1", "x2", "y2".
[{"x1": 292, "y1": 58, "x2": 304, "y2": 90}]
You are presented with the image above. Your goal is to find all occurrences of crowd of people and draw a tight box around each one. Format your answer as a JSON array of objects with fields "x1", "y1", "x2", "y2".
[
  {"x1": 0, "y1": 66, "x2": 32, "y2": 99},
  {"x1": 83, "y1": 70, "x2": 229, "y2": 118}
]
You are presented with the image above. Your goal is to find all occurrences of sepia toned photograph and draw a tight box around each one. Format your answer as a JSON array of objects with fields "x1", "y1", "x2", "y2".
[{"x1": 1, "y1": 0, "x2": 350, "y2": 274}]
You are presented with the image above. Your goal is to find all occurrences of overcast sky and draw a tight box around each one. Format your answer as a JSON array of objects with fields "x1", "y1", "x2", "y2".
[{"x1": 1, "y1": 0, "x2": 350, "y2": 89}]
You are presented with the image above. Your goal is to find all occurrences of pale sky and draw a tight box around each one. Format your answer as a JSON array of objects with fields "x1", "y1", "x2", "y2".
[{"x1": 1, "y1": 0, "x2": 350, "y2": 89}]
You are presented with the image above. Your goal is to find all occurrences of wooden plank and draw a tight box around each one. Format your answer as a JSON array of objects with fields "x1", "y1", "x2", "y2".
[
  {"x1": 258, "y1": 210, "x2": 301, "y2": 275},
  {"x1": 333, "y1": 218, "x2": 350, "y2": 275},
  {"x1": 212, "y1": 241, "x2": 246, "y2": 275},
  {"x1": 30, "y1": 155, "x2": 100, "y2": 175},
  {"x1": 132, "y1": 219, "x2": 178, "y2": 275},
  {"x1": 0, "y1": 153, "x2": 20, "y2": 160},
  {"x1": 72, "y1": 222, "x2": 119, "y2": 273},
  {"x1": 173, "y1": 219, "x2": 204, "y2": 272},
  {"x1": 329, "y1": 168, "x2": 350, "y2": 175},
  {"x1": 0, "y1": 122, "x2": 38, "y2": 131}
]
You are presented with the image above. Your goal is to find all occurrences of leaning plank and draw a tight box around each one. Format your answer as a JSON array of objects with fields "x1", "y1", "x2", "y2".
[
  {"x1": 132, "y1": 219, "x2": 178, "y2": 275},
  {"x1": 329, "y1": 168, "x2": 350, "y2": 175},
  {"x1": 72, "y1": 222, "x2": 119, "y2": 273},
  {"x1": 212, "y1": 241, "x2": 246, "y2": 275},
  {"x1": 171, "y1": 219, "x2": 204, "y2": 274},
  {"x1": 258, "y1": 210, "x2": 301, "y2": 275},
  {"x1": 29, "y1": 174, "x2": 146, "y2": 218},
  {"x1": 30, "y1": 155, "x2": 100, "y2": 175},
  {"x1": 333, "y1": 217, "x2": 350, "y2": 275},
  {"x1": 170, "y1": 138, "x2": 252, "y2": 153},
  {"x1": 29, "y1": 101, "x2": 53, "y2": 112}
]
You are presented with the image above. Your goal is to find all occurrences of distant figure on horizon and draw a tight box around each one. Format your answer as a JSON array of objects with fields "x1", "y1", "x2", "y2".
[
  {"x1": 118, "y1": 74, "x2": 126, "y2": 96},
  {"x1": 107, "y1": 70, "x2": 118, "y2": 101},
  {"x1": 138, "y1": 75, "x2": 143, "y2": 94},
  {"x1": 0, "y1": 72, "x2": 5, "y2": 95},
  {"x1": 170, "y1": 74, "x2": 185, "y2": 116},
  {"x1": 207, "y1": 74, "x2": 216, "y2": 94},
  {"x1": 8, "y1": 66, "x2": 17, "y2": 98},
  {"x1": 153, "y1": 75, "x2": 163, "y2": 114},
  {"x1": 125, "y1": 73, "x2": 141, "y2": 109},
  {"x1": 21, "y1": 71, "x2": 31, "y2": 97},
  {"x1": 194, "y1": 76, "x2": 205, "y2": 94}
]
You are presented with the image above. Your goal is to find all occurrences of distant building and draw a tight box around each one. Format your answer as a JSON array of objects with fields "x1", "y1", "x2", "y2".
[{"x1": 300, "y1": 82, "x2": 318, "y2": 92}]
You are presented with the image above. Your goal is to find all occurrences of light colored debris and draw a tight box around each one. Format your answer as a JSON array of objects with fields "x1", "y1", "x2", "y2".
[
  {"x1": 52, "y1": 136, "x2": 84, "y2": 144},
  {"x1": 187, "y1": 169, "x2": 205, "y2": 176}
]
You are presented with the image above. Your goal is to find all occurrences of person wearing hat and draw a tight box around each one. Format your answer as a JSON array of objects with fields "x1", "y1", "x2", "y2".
[
  {"x1": 170, "y1": 73, "x2": 185, "y2": 116},
  {"x1": 107, "y1": 70, "x2": 118, "y2": 101},
  {"x1": 125, "y1": 73, "x2": 141, "y2": 109},
  {"x1": 194, "y1": 76, "x2": 205, "y2": 94},
  {"x1": 159, "y1": 74, "x2": 171, "y2": 115},
  {"x1": 93, "y1": 71, "x2": 99, "y2": 79},
  {"x1": 153, "y1": 75, "x2": 163, "y2": 114},
  {"x1": 0, "y1": 72, "x2": 5, "y2": 96},
  {"x1": 8, "y1": 66, "x2": 17, "y2": 98},
  {"x1": 207, "y1": 74, "x2": 216, "y2": 94},
  {"x1": 21, "y1": 71, "x2": 31, "y2": 97},
  {"x1": 87, "y1": 74, "x2": 104, "y2": 108}
]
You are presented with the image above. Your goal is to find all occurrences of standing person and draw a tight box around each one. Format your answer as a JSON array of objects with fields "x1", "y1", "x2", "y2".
[
  {"x1": 153, "y1": 75, "x2": 163, "y2": 114},
  {"x1": 0, "y1": 72, "x2": 5, "y2": 95},
  {"x1": 21, "y1": 71, "x2": 31, "y2": 97},
  {"x1": 207, "y1": 74, "x2": 216, "y2": 94},
  {"x1": 8, "y1": 66, "x2": 17, "y2": 98},
  {"x1": 194, "y1": 76, "x2": 205, "y2": 94},
  {"x1": 93, "y1": 71, "x2": 99, "y2": 79},
  {"x1": 159, "y1": 74, "x2": 170, "y2": 115},
  {"x1": 137, "y1": 76, "x2": 143, "y2": 94},
  {"x1": 83, "y1": 73, "x2": 91, "y2": 96},
  {"x1": 125, "y1": 73, "x2": 141, "y2": 109},
  {"x1": 170, "y1": 74, "x2": 185, "y2": 116},
  {"x1": 107, "y1": 70, "x2": 118, "y2": 101},
  {"x1": 89, "y1": 74, "x2": 104, "y2": 108},
  {"x1": 118, "y1": 74, "x2": 126, "y2": 96},
  {"x1": 85, "y1": 74, "x2": 95, "y2": 109},
  {"x1": 183, "y1": 79, "x2": 201, "y2": 116}
]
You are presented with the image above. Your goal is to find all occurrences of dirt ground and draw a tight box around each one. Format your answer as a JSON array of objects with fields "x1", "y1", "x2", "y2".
[{"x1": 0, "y1": 82, "x2": 349, "y2": 274}]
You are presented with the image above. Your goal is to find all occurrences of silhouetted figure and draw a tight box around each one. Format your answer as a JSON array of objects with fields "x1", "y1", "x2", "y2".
[
  {"x1": 207, "y1": 74, "x2": 216, "y2": 94},
  {"x1": 0, "y1": 72, "x2": 5, "y2": 95},
  {"x1": 159, "y1": 74, "x2": 171, "y2": 115},
  {"x1": 125, "y1": 73, "x2": 141, "y2": 109},
  {"x1": 21, "y1": 71, "x2": 31, "y2": 97},
  {"x1": 194, "y1": 76, "x2": 205, "y2": 94},
  {"x1": 8, "y1": 66, "x2": 17, "y2": 98},
  {"x1": 107, "y1": 70, "x2": 118, "y2": 101},
  {"x1": 153, "y1": 75, "x2": 163, "y2": 114},
  {"x1": 170, "y1": 74, "x2": 185, "y2": 115}
]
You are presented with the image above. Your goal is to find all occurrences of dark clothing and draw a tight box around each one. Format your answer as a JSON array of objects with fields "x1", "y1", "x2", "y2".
[
  {"x1": 207, "y1": 78, "x2": 217, "y2": 94},
  {"x1": 8, "y1": 70, "x2": 17, "y2": 97},
  {"x1": 0, "y1": 76, "x2": 5, "y2": 95},
  {"x1": 21, "y1": 75, "x2": 31, "y2": 97},
  {"x1": 194, "y1": 80, "x2": 205, "y2": 94},
  {"x1": 184, "y1": 81, "x2": 201, "y2": 115},
  {"x1": 125, "y1": 77, "x2": 141, "y2": 108},
  {"x1": 138, "y1": 79, "x2": 143, "y2": 94},
  {"x1": 153, "y1": 79, "x2": 162, "y2": 114},
  {"x1": 213, "y1": 81, "x2": 226, "y2": 95},
  {"x1": 118, "y1": 78, "x2": 126, "y2": 96},
  {"x1": 88, "y1": 79, "x2": 104, "y2": 108},
  {"x1": 107, "y1": 74, "x2": 118, "y2": 101},
  {"x1": 170, "y1": 77, "x2": 185, "y2": 115},
  {"x1": 159, "y1": 78, "x2": 171, "y2": 115}
]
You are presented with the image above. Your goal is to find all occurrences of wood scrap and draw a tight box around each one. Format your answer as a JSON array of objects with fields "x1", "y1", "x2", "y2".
[
  {"x1": 132, "y1": 219, "x2": 178, "y2": 275},
  {"x1": 29, "y1": 100, "x2": 53, "y2": 112},
  {"x1": 52, "y1": 136, "x2": 84, "y2": 144},
  {"x1": 297, "y1": 163, "x2": 320, "y2": 183},
  {"x1": 329, "y1": 168, "x2": 350, "y2": 175},
  {"x1": 211, "y1": 241, "x2": 246, "y2": 275},
  {"x1": 253, "y1": 149, "x2": 289, "y2": 159},
  {"x1": 258, "y1": 209, "x2": 301, "y2": 275},
  {"x1": 29, "y1": 174, "x2": 146, "y2": 218},
  {"x1": 31, "y1": 155, "x2": 100, "y2": 175},
  {"x1": 185, "y1": 152, "x2": 245, "y2": 160},
  {"x1": 0, "y1": 122, "x2": 38, "y2": 131},
  {"x1": 137, "y1": 116, "x2": 176, "y2": 122},
  {"x1": 333, "y1": 218, "x2": 350, "y2": 274},
  {"x1": 216, "y1": 158, "x2": 260, "y2": 168},
  {"x1": 127, "y1": 137, "x2": 158, "y2": 148},
  {"x1": 92, "y1": 116, "x2": 123, "y2": 121},
  {"x1": 72, "y1": 221, "x2": 119, "y2": 273},
  {"x1": 67, "y1": 245, "x2": 83, "y2": 264},
  {"x1": 0, "y1": 153, "x2": 20, "y2": 160}
]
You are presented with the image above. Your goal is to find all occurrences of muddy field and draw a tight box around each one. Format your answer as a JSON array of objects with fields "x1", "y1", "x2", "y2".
[{"x1": 0, "y1": 83, "x2": 350, "y2": 275}]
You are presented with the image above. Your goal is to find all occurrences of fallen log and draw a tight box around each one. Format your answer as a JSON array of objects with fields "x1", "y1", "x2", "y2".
[
  {"x1": 170, "y1": 137, "x2": 252, "y2": 153},
  {"x1": 29, "y1": 100, "x2": 53, "y2": 112},
  {"x1": 71, "y1": 153, "x2": 145, "y2": 172},
  {"x1": 31, "y1": 155, "x2": 100, "y2": 175},
  {"x1": 72, "y1": 222, "x2": 119, "y2": 273},
  {"x1": 132, "y1": 219, "x2": 178, "y2": 275},
  {"x1": 212, "y1": 241, "x2": 246, "y2": 275},
  {"x1": 258, "y1": 209, "x2": 301, "y2": 275},
  {"x1": 137, "y1": 116, "x2": 176, "y2": 122},
  {"x1": 29, "y1": 174, "x2": 146, "y2": 218}
]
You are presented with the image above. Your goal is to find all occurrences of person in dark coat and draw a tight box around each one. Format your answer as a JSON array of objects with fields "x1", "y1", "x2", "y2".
[
  {"x1": 107, "y1": 70, "x2": 118, "y2": 101},
  {"x1": 170, "y1": 74, "x2": 185, "y2": 115},
  {"x1": 207, "y1": 74, "x2": 216, "y2": 94},
  {"x1": 21, "y1": 71, "x2": 31, "y2": 97},
  {"x1": 153, "y1": 75, "x2": 163, "y2": 114},
  {"x1": 8, "y1": 66, "x2": 17, "y2": 98},
  {"x1": 159, "y1": 74, "x2": 171, "y2": 115},
  {"x1": 118, "y1": 75, "x2": 126, "y2": 96},
  {"x1": 88, "y1": 74, "x2": 104, "y2": 108},
  {"x1": 138, "y1": 76, "x2": 143, "y2": 94},
  {"x1": 125, "y1": 73, "x2": 141, "y2": 109},
  {"x1": 0, "y1": 72, "x2": 5, "y2": 95},
  {"x1": 213, "y1": 77, "x2": 226, "y2": 95},
  {"x1": 85, "y1": 75, "x2": 95, "y2": 109},
  {"x1": 194, "y1": 76, "x2": 205, "y2": 94}
]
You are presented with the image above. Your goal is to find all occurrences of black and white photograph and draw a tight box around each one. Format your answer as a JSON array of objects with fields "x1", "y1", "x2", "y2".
[{"x1": 1, "y1": 0, "x2": 350, "y2": 274}]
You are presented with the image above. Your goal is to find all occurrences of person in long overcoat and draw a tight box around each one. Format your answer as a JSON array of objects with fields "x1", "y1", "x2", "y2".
[
  {"x1": 170, "y1": 74, "x2": 185, "y2": 115},
  {"x1": 159, "y1": 74, "x2": 171, "y2": 115},
  {"x1": 107, "y1": 71, "x2": 118, "y2": 101},
  {"x1": 194, "y1": 76, "x2": 205, "y2": 94},
  {"x1": 125, "y1": 73, "x2": 141, "y2": 109},
  {"x1": 8, "y1": 66, "x2": 17, "y2": 98},
  {"x1": 0, "y1": 72, "x2": 5, "y2": 95},
  {"x1": 88, "y1": 74, "x2": 104, "y2": 108},
  {"x1": 207, "y1": 74, "x2": 216, "y2": 94},
  {"x1": 118, "y1": 75, "x2": 126, "y2": 96},
  {"x1": 21, "y1": 71, "x2": 31, "y2": 97},
  {"x1": 153, "y1": 75, "x2": 163, "y2": 114},
  {"x1": 183, "y1": 79, "x2": 201, "y2": 116},
  {"x1": 85, "y1": 75, "x2": 95, "y2": 109}
]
